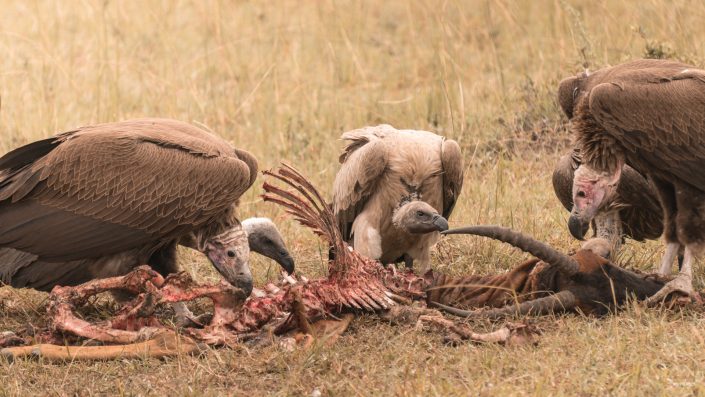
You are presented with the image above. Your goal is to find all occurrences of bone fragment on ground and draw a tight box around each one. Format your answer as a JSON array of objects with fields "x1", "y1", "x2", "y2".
[{"x1": 1, "y1": 331, "x2": 204, "y2": 362}]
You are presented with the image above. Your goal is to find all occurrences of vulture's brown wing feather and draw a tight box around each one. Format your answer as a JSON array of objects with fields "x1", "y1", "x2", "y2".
[
  {"x1": 0, "y1": 119, "x2": 256, "y2": 261},
  {"x1": 610, "y1": 166, "x2": 664, "y2": 241},
  {"x1": 0, "y1": 200, "x2": 156, "y2": 261},
  {"x1": 0, "y1": 136, "x2": 61, "y2": 173},
  {"x1": 551, "y1": 150, "x2": 579, "y2": 212},
  {"x1": 0, "y1": 246, "x2": 101, "y2": 291},
  {"x1": 333, "y1": 128, "x2": 389, "y2": 241},
  {"x1": 440, "y1": 138, "x2": 464, "y2": 219},
  {"x1": 588, "y1": 73, "x2": 705, "y2": 190}
]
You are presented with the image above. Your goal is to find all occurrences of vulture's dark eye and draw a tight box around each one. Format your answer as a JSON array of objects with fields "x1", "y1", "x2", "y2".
[
  {"x1": 576, "y1": 191, "x2": 586, "y2": 198},
  {"x1": 416, "y1": 211, "x2": 424, "y2": 217},
  {"x1": 227, "y1": 250, "x2": 236, "y2": 258}
]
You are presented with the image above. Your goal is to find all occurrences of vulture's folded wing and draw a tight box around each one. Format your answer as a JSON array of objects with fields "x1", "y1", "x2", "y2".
[
  {"x1": 612, "y1": 166, "x2": 664, "y2": 241},
  {"x1": 588, "y1": 73, "x2": 705, "y2": 190},
  {"x1": 333, "y1": 127, "x2": 390, "y2": 240},
  {"x1": 0, "y1": 119, "x2": 256, "y2": 261},
  {"x1": 551, "y1": 150, "x2": 578, "y2": 212},
  {"x1": 440, "y1": 138, "x2": 464, "y2": 219}
]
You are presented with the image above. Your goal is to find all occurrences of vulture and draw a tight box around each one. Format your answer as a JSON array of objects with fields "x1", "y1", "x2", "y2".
[
  {"x1": 241, "y1": 217, "x2": 295, "y2": 273},
  {"x1": 552, "y1": 147, "x2": 664, "y2": 255},
  {"x1": 0, "y1": 118, "x2": 294, "y2": 298},
  {"x1": 333, "y1": 125, "x2": 464, "y2": 271},
  {"x1": 560, "y1": 58, "x2": 705, "y2": 301}
]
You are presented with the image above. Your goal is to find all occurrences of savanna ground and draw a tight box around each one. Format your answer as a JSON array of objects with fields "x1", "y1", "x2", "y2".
[{"x1": 1, "y1": 1, "x2": 705, "y2": 395}]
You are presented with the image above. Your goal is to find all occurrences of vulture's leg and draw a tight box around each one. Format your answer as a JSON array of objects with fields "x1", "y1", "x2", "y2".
[
  {"x1": 416, "y1": 251, "x2": 432, "y2": 274},
  {"x1": 657, "y1": 242, "x2": 681, "y2": 276},
  {"x1": 351, "y1": 215, "x2": 383, "y2": 261},
  {"x1": 592, "y1": 210, "x2": 623, "y2": 256},
  {"x1": 651, "y1": 178, "x2": 680, "y2": 276},
  {"x1": 647, "y1": 246, "x2": 696, "y2": 305},
  {"x1": 403, "y1": 254, "x2": 414, "y2": 269},
  {"x1": 676, "y1": 245, "x2": 685, "y2": 271}
]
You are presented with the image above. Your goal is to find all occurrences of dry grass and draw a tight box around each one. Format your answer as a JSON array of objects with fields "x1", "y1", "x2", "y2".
[{"x1": 2, "y1": 0, "x2": 705, "y2": 395}]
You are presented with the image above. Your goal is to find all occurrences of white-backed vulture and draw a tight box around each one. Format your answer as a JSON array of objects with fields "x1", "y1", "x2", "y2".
[
  {"x1": 242, "y1": 217, "x2": 295, "y2": 272},
  {"x1": 333, "y1": 125, "x2": 464, "y2": 270},
  {"x1": 0, "y1": 118, "x2": 293, "y2": 296},
  {"x1": 560, "y1": 58, "x2": 705, "y2": 301},
  {"x1": 552, "y1": 148, "x2": 664, "y2": 256}
]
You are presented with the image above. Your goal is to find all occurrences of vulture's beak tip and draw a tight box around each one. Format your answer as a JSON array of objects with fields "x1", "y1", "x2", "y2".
[
  {"x1": 568, "y1": 215, "x2": 589, "y2": 241},
  {"x1": 433, "y1": 215, "x2": 449, "y2": 232},
  {"x1": 280, "y1": 254, "x2": 296, "y2": 275},
  {"x1": 238, "y1": 280, "x2": 254, "y2": 297}
]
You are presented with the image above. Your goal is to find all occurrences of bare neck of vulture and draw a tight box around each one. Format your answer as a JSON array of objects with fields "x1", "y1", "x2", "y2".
[{"x1": 568, "y1": 104, "x2": 626, "y2": 240}]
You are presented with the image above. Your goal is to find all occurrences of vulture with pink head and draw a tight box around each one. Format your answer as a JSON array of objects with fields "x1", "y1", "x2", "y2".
[
  {"x1": 560, "y1": 58, "x2": 705, "y2": 301},
  {"x1": 552, "y1": 147, "x2": 664, "y2": 256}
]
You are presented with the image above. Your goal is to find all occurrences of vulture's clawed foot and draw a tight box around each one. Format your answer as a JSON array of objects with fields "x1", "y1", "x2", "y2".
[{"x1": 645, "y1": 273, "x2": 699, "y2": 307}]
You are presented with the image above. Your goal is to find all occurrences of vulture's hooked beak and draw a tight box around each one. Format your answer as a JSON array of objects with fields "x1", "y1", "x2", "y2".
[
  {"x1": 261, "y1": 249, "x2": 295, "y2": 275},
  {"x1": 432, "y1": 215, "x2": 449, "y2": 232},
  {"x1": 248, "y1": 238, "x2": 296, "y2": 275},
  {"x1": 568, "y1": 212, "x2": 590, "y2": 240}
]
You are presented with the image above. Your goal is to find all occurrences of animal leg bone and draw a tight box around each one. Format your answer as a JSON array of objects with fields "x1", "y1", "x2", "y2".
[
  {"x1": 1, "y1": 330, "x2": 205, "y2": 362},
  {"x1": 417, "y1": 315, "x2": 540, "y2": 346},
  {"x1": 46, "y1": 266, "x2": 247, "y2": 347}
]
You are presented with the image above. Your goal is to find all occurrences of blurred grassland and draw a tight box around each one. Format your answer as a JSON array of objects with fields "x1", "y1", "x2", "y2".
[{"x1": 2, "y1": 1, "x2": 705, "y2": 395}]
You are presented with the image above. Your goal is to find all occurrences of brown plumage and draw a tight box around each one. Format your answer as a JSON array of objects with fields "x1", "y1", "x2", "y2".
[
  {"x1": 0, "y1": 118, "x2": 258, "y2": 293},
  {"x1": 561, "y1": 58, "x2": 705, "y2": 301},
  {"x1": 333, "y1": 125, "x2": 464, "y2": 270},
  {"x1": 552, "y1": 148, "x2": 663, "y2": 251}
]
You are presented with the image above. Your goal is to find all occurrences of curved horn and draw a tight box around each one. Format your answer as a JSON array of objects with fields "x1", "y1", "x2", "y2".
[
  {"x1": 430, "y1": 290, "x2": 577, "y2": 319},
  {"x1": 442, "y1": 225, "x2": 579, "y2": 275}
]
